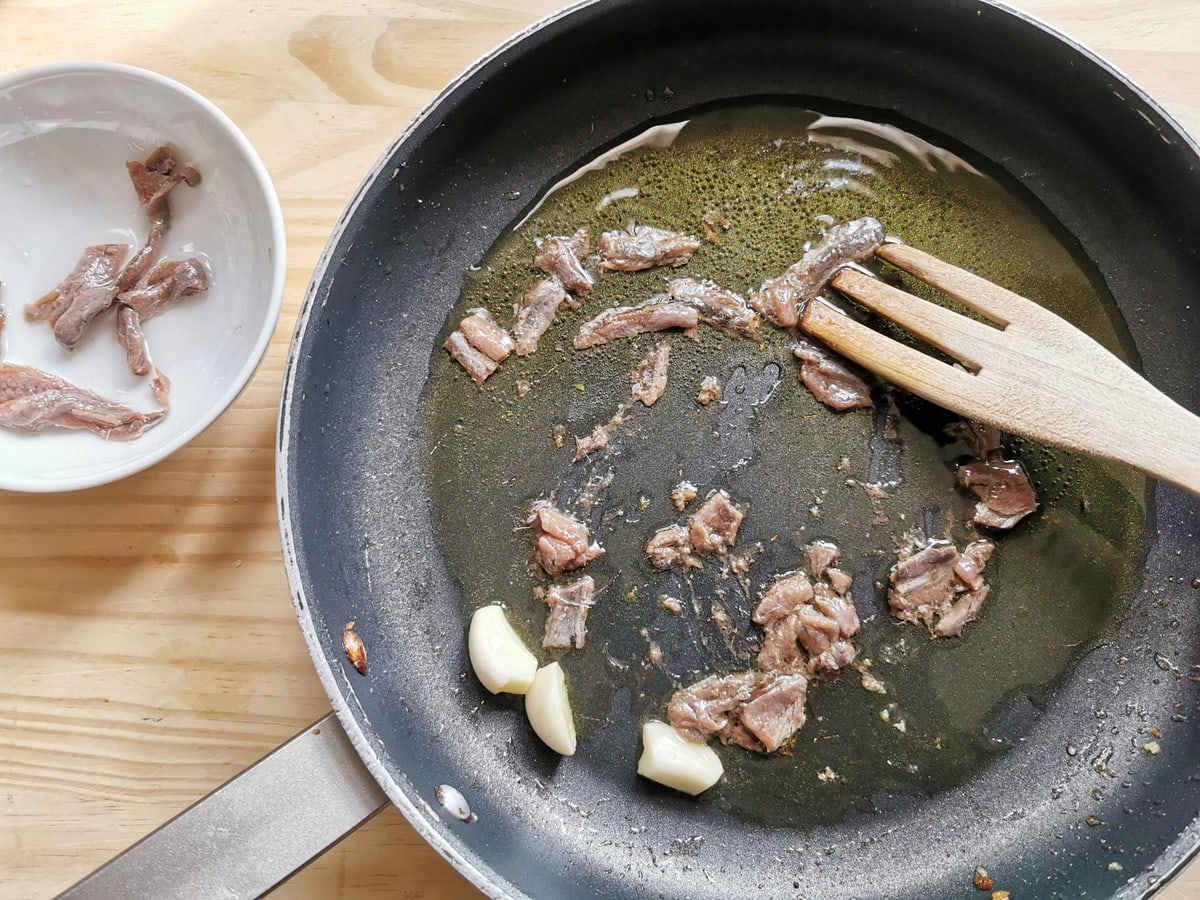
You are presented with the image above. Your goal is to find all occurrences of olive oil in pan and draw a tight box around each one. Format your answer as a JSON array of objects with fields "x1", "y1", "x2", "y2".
[{"x1": 421, "y1": 105, "x2": 1149, "y2": 828}]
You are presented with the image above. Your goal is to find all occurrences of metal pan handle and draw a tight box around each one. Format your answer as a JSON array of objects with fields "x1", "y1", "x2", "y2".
[{"x1": 57, "y1": 713, "x2": 387, "y2": 899}]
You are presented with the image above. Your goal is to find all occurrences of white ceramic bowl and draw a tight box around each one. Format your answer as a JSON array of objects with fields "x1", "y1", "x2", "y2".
[{"x1": 0, "y1": 62, "x2": 285, "y2": 492}]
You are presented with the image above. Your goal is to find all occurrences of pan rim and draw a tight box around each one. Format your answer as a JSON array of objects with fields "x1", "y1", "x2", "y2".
[{"x1": 276, "y1": 1, "x2": 1200, "y2": 897}]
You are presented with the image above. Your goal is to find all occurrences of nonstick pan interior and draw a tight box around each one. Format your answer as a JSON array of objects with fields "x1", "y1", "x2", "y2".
[{"x1": 279, "y1": 1, "x2": 1200, "y2": 896}]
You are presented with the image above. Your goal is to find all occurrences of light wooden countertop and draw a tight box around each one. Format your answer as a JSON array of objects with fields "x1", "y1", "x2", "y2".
[{"x1": 1, "y1": 1, "x2": 1198, "y2": 897}]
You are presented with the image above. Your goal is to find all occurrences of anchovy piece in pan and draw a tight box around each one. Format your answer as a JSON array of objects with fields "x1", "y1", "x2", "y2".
[
  {"x1": 793, "y1": 336, "x2": 873, "y2": 411},
  {"x1": 597, "y1": 225, "x2": 701, "y2": 272},
  {"x1": 666, "y1": 277, "x2": 759, "y2": 339},
  {"x1": 751, "y1": 216, "x2": 884, "y2": 326},
  {"x1": 573, "y1": 300, "x2": 698, "y2": 350},
  {"x1": 513, "y1": 277, "x2": 572, "y2": 356},
  {"x1": 688, "y1": 490, "x2": 743, "y2": 555},
  {"x1": 666, "y1": 536, "x2": 865, "y2": 754},
  {"x1": 445, "y1": 308, "x2": 514, "y2": 385},
  {"x1": 445, "y1": 332, "x2": 497, "y2": 385},
  {"x1": 753, "y1": 571, "x2": 813, "y2": 673},
  {"x1": 458, "y1": 308, "x2": 514, "y2": 363},
  {"x1": 534, "y1": 229, "x2": 593, "y2": 296},
  {"x1": 669, "y1": 671, "x2": 760, "y2": 745},
  {"x1": 946, "y1": 420, "x2": 1038, "y2": 530},
  {"x1": 668, "y1": 670, "x2": 809, "y2": 753},
  {"x1": 542, "y1": 575, "x2": 596, "y2": 649},
  {"x1": 799, "y1": 583, "x2": 861, "y2": 678},
  {"x1": 646, "y1": 523, "x2": 701, "y2": 571},
  {"x1": 754, "y1": 543, "x2": 861, "y2": 679},
  {"x1": 888, "y1": 539, "x2": 994, "y2": 637},
  {"x1": 804, "y1": 540, "x2": 840, "y2": 579},
  {"x1": 753, "y1": 571, "x2": 814, "y2": 629},
  {"x1": 573, "y1": 419, "x2": 619, "y2": 462},
  {"x1": 529, "y1": 500, "x2": 604, "y2": 577},
  {"x1": 574, "y1": 341, "x2": 671, "y2": 460},
  {"x1": 630, "y1": 340, "x2": 670, "y2": 407},
  {"x1": 957, "y1": 458, "x2": 1038, "y2": 530},
  {"x1": 645, "y1": 487, "x2": 742, "y2": 570},
  {"x1": 738, "y1": 671, "x2": 810, "y2": 753}
]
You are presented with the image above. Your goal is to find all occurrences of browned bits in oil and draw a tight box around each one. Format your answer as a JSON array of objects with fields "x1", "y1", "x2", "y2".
[
  {"x1": 992, "y1": 893, "x2": 1011, "y2": 900},
  {"x1": 342, "y1": 620, "x2": 367, "y2": 675},
  {"x1": 700, "y1": 209, "x2": 730, "y2": 245},
  {"x1": 695, "y1": 375, "x2": 721, "y2": 405},
  {"x1": 659, "y1": 595, "x2": 683, "y2": 614},
  {"x1": 859, "y1": 669, "x2": 887, "y2": 695},
  {"x1": 972, "y1": 867, "x2": 994, "y2": 891},
  {"x1": 671, "y1": 480, "x2": 698, "y2": 511}
]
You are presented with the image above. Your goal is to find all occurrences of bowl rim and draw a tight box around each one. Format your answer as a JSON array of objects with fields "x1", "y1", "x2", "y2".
[{"x1": 0, "y1": 59, "x2": 286, "y2": 493}]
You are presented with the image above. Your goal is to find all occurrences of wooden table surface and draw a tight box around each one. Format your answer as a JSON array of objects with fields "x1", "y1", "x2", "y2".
[{"x1": 2, "y1": 1, "x2": 1198, "y2": 897}]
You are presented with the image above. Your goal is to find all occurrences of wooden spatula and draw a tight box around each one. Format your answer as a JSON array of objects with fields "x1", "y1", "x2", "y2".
[{"x1": 800, "y1": 241, "x2": 1200, "y2": 496}]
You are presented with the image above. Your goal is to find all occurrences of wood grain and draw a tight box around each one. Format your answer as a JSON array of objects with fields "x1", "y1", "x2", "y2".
[{"x1": 0, "y1": 1, "x2": 1196, "y2": 898}]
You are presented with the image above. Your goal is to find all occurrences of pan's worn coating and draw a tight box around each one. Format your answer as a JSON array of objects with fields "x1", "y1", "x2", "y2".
[{"x1": 280, "y1": 1, "x2": 1200, "y2": 897}]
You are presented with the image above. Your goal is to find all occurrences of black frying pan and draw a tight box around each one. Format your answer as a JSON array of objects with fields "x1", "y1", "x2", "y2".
[{"x1": 276, "y1": 0, "x2": 1200, "y2": 897}]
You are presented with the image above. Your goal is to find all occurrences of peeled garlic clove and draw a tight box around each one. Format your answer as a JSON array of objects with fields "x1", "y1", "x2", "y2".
[
  {"x1": 469, "y1": 605, "x2": 538, "y2": 695},
  {"x1": 525, "y1": 662, "x2": 576, "y2": 755},
  {"x1": 637, "y1": 720, "x2": 724, "y2": 795}
]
